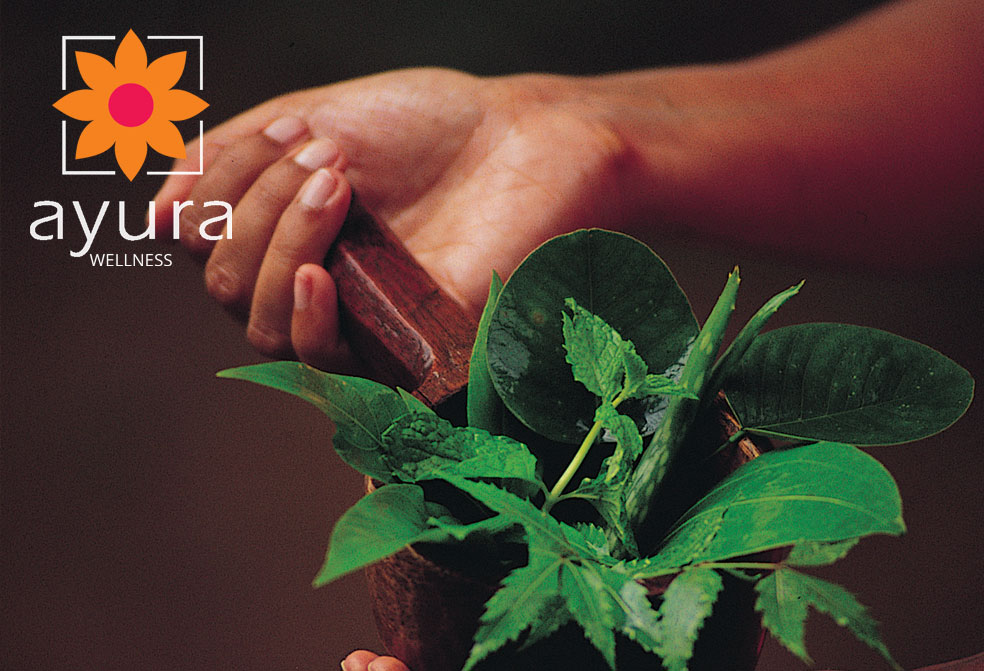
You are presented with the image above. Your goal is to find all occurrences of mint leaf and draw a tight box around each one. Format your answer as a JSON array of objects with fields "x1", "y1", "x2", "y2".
[
  {"x1": 787, "y1": 538, "x2": 859, "y2": 566},
  {"x1": 563, "y1": 297, "x2": 646, "y2": 403},
  {"x1": 563, "y1": 403, "x2": 642, "y2": 556},
  {"x1": 381, "y1": 412, "x2": 540, "y2": 488},
  {"x1": 756, "y1": 568, "x2": 901, "y2": 670},
  {"x1": 656, "y1": 567, "x2": 725, "y2": 671},
  {"x1": 313, "y1": 484, "x2": 453, "y2": 585},
  {"x1": 487, "y1": 229, "x2": 698, "y2": 444},
  {"x1": 218, "y1": 362, "x2": 420, "y2": 481},
  {"x1": 468, "y1": 271, "x2": 506, "y2": 432},
  {"x1": 631, "y1": 374, "x2": 697, "y2": 400}
]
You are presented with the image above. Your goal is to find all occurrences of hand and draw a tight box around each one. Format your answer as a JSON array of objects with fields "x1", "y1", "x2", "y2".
[
  {"x1": 340, "y1": 650, "x2": 409, "y2": 671},
  {"x1": 153, "y1": 68, "x2": 631, "y2": 368}
]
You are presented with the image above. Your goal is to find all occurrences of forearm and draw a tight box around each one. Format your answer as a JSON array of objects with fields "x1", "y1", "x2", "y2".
[{"x1": 587, "y1": 0, "x2": 984, "y2": 266}]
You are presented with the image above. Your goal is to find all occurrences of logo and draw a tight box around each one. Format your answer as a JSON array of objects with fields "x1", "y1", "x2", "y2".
[
  {"x1": 54, "y1": 30, "x2": 208, "y2": 180},
  {"x1": 32, "y1": 30, "x2": 230, "y2": 266}
]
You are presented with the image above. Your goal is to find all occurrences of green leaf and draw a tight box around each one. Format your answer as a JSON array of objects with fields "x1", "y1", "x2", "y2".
[
  {"x1": 439, "y1": 475, "x2": 571, "y2": 551},
  {"x1": 724, "y1": 323, "x2": 974, "y2": 445},
  {"x1": 631, "y1": 374, "x2": 697, "y2": 400},
  {"x1": 705, "y1": 280, "x2": 803, "y2": 398},
  {"x1": 655, "y1": 567, "x2": 725, "y2": 671},
  {"x1": 397, "y1": 387, "x2": 435, "y2": 415},
  {"x1": 558, "y1": 559, "x2": 618, "y2": 669},
  {"x1": 562, "y1": 297, "x2": 647, "y2": 403},
  {"x1": 487, "y1": 229, "x2": 697, "y2": 443},
  {"x1": 599, "y1": 568, "x2": 662, "y2": 653},
  {"x1": 468, "y1": 271, "x2": 506, "y2": 432},
  {"x1": 313, "y1": 484, "x2": 453, "y2": 585},
  {"x1": 626, "y1": 268, "x2": 741, "y2": 539},
  {"x1": 380, "y1": 412, "x2": 540, "y2": 487},
  {"x1": 218, "y1": 362, "x2": 418, "y2": 481},
  {"x1": 463, "y1": 547, "x2": 565, "y2": 671},
  {"x1": 565, "y1": 403, "x2": 642, "y2": 556},
  {"x1": 786, "y1": 538, "x2": 859, "y2": 566},
  {"x1": 638, "y1": 442, "x2": 904, "y2": 573},
  {"x1": 755, "y1": 568, "x2": 901, "y2": 670},
  {"x1": 449, "y1": 477, "x2": 622, "y2": 669}
]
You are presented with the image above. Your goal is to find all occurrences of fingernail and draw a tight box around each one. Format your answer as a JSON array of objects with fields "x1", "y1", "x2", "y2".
[
  {"x1": 300, "y1": 168, "x2": 337, "y2": 208},
  {"x1": 263, "y1": 116, "x2": 306, "y2": 144},
  {"x1": 294, "y1": 138, "x2": 340, "y2": 170},
  {"x1": 294, "y1": 269, "x2": 311, "y2": 312}
]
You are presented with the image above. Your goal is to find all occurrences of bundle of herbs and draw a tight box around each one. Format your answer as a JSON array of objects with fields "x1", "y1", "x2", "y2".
[{"x1": 220, "y1": 229, "x2": 973, "y2": 671}]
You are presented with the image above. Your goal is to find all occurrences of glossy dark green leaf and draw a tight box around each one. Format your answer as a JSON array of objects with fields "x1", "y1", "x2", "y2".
[
  {"x1": 218, "y1": 362, "x2": 419, "y2": 480},
  {"x1": 632, "y1": 442, "x2": 904, "y2": 574},
  {"x1": 487, "y1": 229, "x2": 697, "y2": 443},
  {"x1": 724, "y1": 323, "x2": 974, "y2": 445}
]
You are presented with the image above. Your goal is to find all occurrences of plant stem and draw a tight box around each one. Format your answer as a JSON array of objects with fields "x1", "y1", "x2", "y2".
[{"x1": 543, "y1": 392, "x2": 627, "y2": 513}]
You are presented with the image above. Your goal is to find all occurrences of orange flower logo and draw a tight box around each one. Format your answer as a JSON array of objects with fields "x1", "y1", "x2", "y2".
[{"x1": 54, "y1": 30, "x2": 208, "y2": 180}]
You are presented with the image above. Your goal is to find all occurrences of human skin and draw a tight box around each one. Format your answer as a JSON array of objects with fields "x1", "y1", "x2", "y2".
[
  {"x1": 151, "y1": 0, "x2": 982, "y2": 666},
  {"x1": 153, "y1": 0, "x2": 982, "y2": 369}
]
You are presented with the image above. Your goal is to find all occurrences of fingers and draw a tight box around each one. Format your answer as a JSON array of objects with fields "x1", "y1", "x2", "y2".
[
  {"x1": 151, "y1": 94, "x2": 309, "y2": 226},
  {"x1": 204, "y1": 135, "x2": 344, "y2": 315},
  {"x1": 240, "y1": 165, "x2": 350, "y2": 358},
  {"x1": 174, "y1": 116, "x2": 312, "y2": 258},
  {"x1": 292, "y1": 263, "x2": 357, "y2": 371},
  {"x1": 341, "y1": 650, "x2": 410, "y2": 671}
]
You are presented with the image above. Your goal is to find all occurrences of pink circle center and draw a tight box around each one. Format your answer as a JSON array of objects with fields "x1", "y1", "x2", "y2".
[{"x1": 108, "y1": 83, "x2": 154, "y2": 127}]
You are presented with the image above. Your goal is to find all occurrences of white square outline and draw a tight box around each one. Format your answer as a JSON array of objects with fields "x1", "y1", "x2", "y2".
[{"x1": 59, "y1": 34, "x2": 206, "y2": 177}]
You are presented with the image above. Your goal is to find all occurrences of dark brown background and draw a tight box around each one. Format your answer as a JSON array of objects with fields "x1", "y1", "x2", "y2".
[{"x1": 2, "y1": 2, "x2": 981, "y2": 670}]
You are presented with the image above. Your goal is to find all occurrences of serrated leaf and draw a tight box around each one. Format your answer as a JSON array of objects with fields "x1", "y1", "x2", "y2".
[
  {"x1": 439, "y1": 475, "x2": 570, "y2": 551},
  {"x1": 786, "y1": 538, "x2": 860, "y2": 566},
  {"x1": 468, "y1": 271, "x2": 506, "y2": 432},
  {"x1": 563, "y1": 297, "x2": 648, "y2": 403},
  {"x1": 599, "y1": 568, "x2": 662, "y2": 653},
  {"x1": 487, "y1": 229, "x2": 698, "y2": 443},
  {"x1": 218, "y1": 362, "x2": 417, "y2": 481},
  {"x1": 463, "y1": 547, "x2": 565, "y2": 670},
  {"x1": 381, "y1": 412, "x2": 540, "y2": 488},
  {"x1": 756, "y1": 568, "x2": 901, "y2": 670},
  {"x1": 724, "y1": 323, "x2": 974, "y2": 445},
  {"x1": 596, "y1": 402, "x2": 644, "y2": 471},
  {"x1": 631, "y1": 374, "x2": 697, "y2": 400},
  {"x1": 313, "y1": 484, "x2": 453, "y2": 585},
  {"x1": 625, "y1": 506, "x2": 727, "y2": 579},
  {"x1": 656, "y1": 567, "x2": 725, "y2": 671},
  {"x1": 443, "y1": 476, "x2": 628, "y2": 667},
  {"x1": 559, "y1": 560, "x2": 618, "y2": 669},
  {"x1": 651, "y1": 442, "x2": 904, "y2": 568},
  {"x1": 566, "y1": 403, "x2": 642, "y2": 556},
  {"x1": 570, "y1": 523, "x2": 614, "y2": 560}
]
